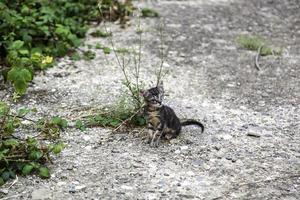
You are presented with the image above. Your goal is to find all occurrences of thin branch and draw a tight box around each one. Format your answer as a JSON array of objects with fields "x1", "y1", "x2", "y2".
[
  {"x1": 136, "y1": 11, "x2": 142, "y2": 94},
  {"x1": 98, "y1": 2, "x2": 123, "y2": 72},
  {"x1": 98, "y1": 2, "x2": 141, "y2": 109},
  {"x1": 7, "y1": 114, "x2": 37, "y2": 123},
  {"x1": 7, "y1": 175, "x2": 18, "y2": 189},
  {"x1": 0, "y1": 194, "x2": 22, "y2": 200},
  {"x1": 255, "y1": 45, "x2": 263, "y2": 71},
  {"x1": 156, "y1": 21, "x2": 165, "y2": 86}
]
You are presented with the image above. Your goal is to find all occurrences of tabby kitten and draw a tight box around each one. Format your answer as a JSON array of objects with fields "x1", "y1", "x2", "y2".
[{"x1": 141, "y1": 82, "x2": 204, "y2": 147}]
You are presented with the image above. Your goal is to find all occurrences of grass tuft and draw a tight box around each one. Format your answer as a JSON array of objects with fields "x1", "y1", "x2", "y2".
[
  {"x1": 236, "y1": 35, "x2": 282, "y2": 56},
  {"x1": 141, "y1": 8, "x2": 159, "y2": 18}
]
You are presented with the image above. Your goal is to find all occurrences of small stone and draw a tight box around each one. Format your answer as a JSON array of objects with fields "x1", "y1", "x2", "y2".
[
  {"x1": 75, "y1": 185, "x2": 86, "y2": 191},
  {"x1": 68, "y1": 186, "x2": 76, "y2": 193},
  {"x1": 186, "y1": 171, "x2": 195, "y2": 176},
  {"x1": 31, "y1": 188, "x2": 52, "y2": 200},
  {"x1": 0, "y1": 189, "x2": 9, "y2": 195},
  {"x1": 121, "y1": 185, "x2": 134, "y2": 190},
  {"x1": 57, "y1": 181, "x2": 66, "y2": 187},
  {"x1": 222, "y1": 134, "x2": 232, "y2": 140},
  {"x1": 82, "y1": 135, "x2": 91, "y2": 141},
  {"x1": 181, "y1": 146, "x2": 189, "y2": 150},
  {"x1": 85, "y1": 145, "x2": 92, "y2": 151},
  {"x1": 175, "y1": 149, "x2": 181, "y2": 154}
]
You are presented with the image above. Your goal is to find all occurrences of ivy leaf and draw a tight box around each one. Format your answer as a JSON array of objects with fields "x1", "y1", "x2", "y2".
[
  {"x1": 0, "y1": 178, "x2": 4, "y2": 186},
  {"x1": 52, "y1": 143, "x2": 64, "y2": 154},
  {"x1": 8, "y1": 40, "x2": 24, "y2": 50},
  {"x1": 51, "y1": 117, "x2": 68, "y2": 130},
  {"x1": 29, "y1": 150, "x2": 43, "y2": 160},
  {"x1": 18, "y1": 108, "x2": 30, "y2": 117},
  {"x1": 18, "y1": 49, "x2": 29, "y2": 55},
  {"x1": 1, "y1": 171, "x2": 10, "y2": 181},
  {"x1": 67, "y1": 34, "x2": 81, "y2": 47},
  {"x1": 38, "y1": 167, "x2": 50, "y2": 179},
  {"x1": 7, "y1": 67, "x2": 32, "y2": 95},
  {"x1": 22, "y1": 164, "x2": 34, "y2": 176},
  {"x1": 3, "y1": 139, "x2": 19, "y2": 148},
  {"x1": 75, "y1": 120, "x2": 86, "y2": 131},
  {"x1": 103, "y1": 47, "x2": 111, "y2": 54},
  {"x1": 0, "y1": 102, "x2": 9, "y2": 117}
]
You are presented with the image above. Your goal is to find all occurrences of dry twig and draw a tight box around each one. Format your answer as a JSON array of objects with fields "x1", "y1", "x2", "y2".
[
  {"x1": 112, "y1": 105, "x2": 144, "y2": 133},
  {"x1": 255, "y1": 45, "x2": 263, "y2": 71}
]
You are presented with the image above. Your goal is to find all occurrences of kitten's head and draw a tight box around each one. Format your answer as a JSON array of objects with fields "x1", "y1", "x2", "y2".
[{"x1": 140, "y1": 81, "x2": 164, "y2": 106}]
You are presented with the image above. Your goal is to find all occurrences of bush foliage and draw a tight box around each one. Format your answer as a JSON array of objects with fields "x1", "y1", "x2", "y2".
[
  {"x1": 0, "y1": 0, "x2": 133, "y2": 95},
  {"x1": 0, "y1": 101, "x2": 65, "y2": 185}
]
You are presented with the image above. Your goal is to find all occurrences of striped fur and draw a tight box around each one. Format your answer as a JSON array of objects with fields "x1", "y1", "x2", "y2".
[{"x1": 141, "y1": 82, "x2": 204, "y2": 147}]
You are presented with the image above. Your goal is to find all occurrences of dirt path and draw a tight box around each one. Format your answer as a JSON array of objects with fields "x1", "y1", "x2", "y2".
[{"x1": 1, "y1": 0, "x2": 299, "y2": 199}]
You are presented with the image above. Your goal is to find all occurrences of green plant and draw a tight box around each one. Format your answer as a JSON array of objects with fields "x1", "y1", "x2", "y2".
[
  {"x1": 90, "y1": 29, "x2": 112, "y2": 37},
  {"x1": 116, "y1": 48, "x2": 130, "y2": 54},
  {"x1": 70, "y1": 52, "x2": 81, "y2": 61},
  {"x1": 0, "y1": 0, "x2": 134, "y2": 96},
  {"x1": 95, "y1": 5, "x2": 167, "y2": 131},
  {"x1": 103, "y1": 47, "x2": 111, "y2": 54},
  {"x1": 0, "y1": 102, "x2": 64, "y2": 185},
  {"x1": 83, "y1": 50, "x2": 96, "y2": 60},
  {"x1": 75, "y1": 120, "x2": 86, "y2": 131},
  {"x1": 141, "y1": 8, "x2": 159, "y2": 18},
  {"x1": 236, "y1": 35, "x2": 282, "y2": 56},
  {"x1": 95, "y1": 43, "x2": 104, "y2": 49},
  {"x1": 37, "y1": 116, "x2": 68, "y2": 139}
]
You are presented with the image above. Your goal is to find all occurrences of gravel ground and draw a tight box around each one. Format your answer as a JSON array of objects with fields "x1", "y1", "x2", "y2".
[{"x1": 0, "y1": 0, "x2": 299, "y2": 199}]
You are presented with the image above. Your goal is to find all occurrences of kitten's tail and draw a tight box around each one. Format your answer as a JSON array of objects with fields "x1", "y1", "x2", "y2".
[{"x1": 181, "y1": 119, "x2": 204, "y2": 133}]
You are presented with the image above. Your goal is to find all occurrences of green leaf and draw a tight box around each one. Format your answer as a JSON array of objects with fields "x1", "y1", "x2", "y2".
[
  {"x1": 83, "y1": 50, "x2": 95, "y2": 60},
  {"x1": 22, "y1": 164, "x2": 34, "y2": 176},
  {"x1": 38, "y1": 167, "x2": 50, "y2": 179},
  {"x1": 0, "y1": 102, "x2": 9, "y2": 117},
  {"x1": 7, "y1": 67, "x2": 32, "y2": 95},
  {"x1": 1, "y1": 171, "x2": 10, "y2": 181},
  {"x1": 67, "y1": 34, "x2": 81, "y2": 47},
  {"x1": 3, "y1": 139, "x2": 19, "y2": 148},
  {"x1": 8, "y1": 40, "x2": 24, "y2": 50},
  {"x1": 51, "y1": 117, "x2": 68, "y2": 130},
  {"x1": 75, "y1": 120, "x2": 86, "y2": 131},
  {"x1": 70, "y1": 52, "x2": 81, "y2": 61},
  {"x1": 141, "y1": 8, "x2": 159, "y2": 18},
  {"x1": 0, "y1": 178, "x2": 4, "y2": 186},
  {"x1": 52, "y1": 143, "x2": 64, "y2": 154},
  {"x1": 95, "y1": 43, "x2": 103, "y2": 49},
  {"x1": 90, "y1": 30, "x2": 112, "y2": 38},
  {"x1": 18, "y1": 108, "x2": 30, "y2": 117},
  {"x1": 55, "y1": 24, "x2": 70, "y2": 37},
  {"x1": 29, "y1": 150, "x2": 43, "y2": 160},
  {"x1": 103, "y1": 47, "x2": 111, "y2": 54},
  {"x1": 109, "y1": 120, "x2": 120, "y2": 127},
  {"x1": 9, "y1": 170, "x2": 16, "y2": 179},
  {"x1": 19, "y1": 49, "x2": 29, "y2": 55}
]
